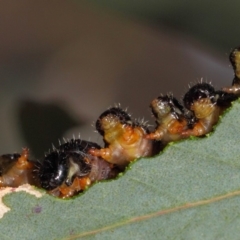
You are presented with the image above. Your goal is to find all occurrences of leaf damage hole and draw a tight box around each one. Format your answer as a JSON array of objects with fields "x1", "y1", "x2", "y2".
[{"x1": 0, "y1": 184, "x2": 43, "y2": 218}]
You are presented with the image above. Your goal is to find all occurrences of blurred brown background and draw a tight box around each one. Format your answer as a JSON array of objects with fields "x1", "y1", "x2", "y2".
[{"x1": 0, "y1": 0, "x2": 239, "y2": 157}]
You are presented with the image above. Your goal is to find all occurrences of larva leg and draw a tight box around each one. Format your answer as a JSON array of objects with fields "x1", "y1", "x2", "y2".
[
  {"x1": 168, "y1": 120, "x2": 188, "y2": 134},
  {"x1": 15, "y1": 148, "x2": 33, "y2": 170},
  {"x1": 89, "y1": 148, "x2": 112, "y2": 162},
  {"x1": 181, "y1": 121, "x2": 206, "y2": 137},
  {"x1": 145, "y1": 131, "x2": 163, "y2": 140}
]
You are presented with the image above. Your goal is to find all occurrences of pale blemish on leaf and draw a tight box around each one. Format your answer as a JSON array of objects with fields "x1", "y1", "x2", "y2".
[{"x1": 0, "y1": 184, "x2": 43, "y2": 218}]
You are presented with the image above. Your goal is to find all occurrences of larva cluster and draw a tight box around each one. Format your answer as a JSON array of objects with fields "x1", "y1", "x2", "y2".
[{"x1": 0, "y1": 47, "x2": 239, "y2": 198}]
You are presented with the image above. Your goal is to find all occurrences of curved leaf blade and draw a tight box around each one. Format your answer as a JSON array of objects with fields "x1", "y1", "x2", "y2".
[{"x1": 1, "y1": 100, "x2": 240, "y2": 239}]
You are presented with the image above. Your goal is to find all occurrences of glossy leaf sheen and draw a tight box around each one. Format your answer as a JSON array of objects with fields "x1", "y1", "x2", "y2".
[{"x1": 1, "y1": 100, "x2": 240, "y2": 240}]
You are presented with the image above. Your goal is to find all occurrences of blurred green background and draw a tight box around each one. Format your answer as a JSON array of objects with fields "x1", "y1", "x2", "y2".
[{"x1": 89, "y1": 0, "x2": 240, "y2": 51}]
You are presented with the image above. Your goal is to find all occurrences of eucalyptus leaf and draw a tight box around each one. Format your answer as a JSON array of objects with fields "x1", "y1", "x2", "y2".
[{"x1": 1, "y1": 100, "x2": 240, "y2": 240}]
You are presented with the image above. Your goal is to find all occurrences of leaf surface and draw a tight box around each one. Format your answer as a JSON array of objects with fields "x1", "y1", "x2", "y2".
[{"x1": 1, "y1": 100, "x2": 240, "y2": 240}]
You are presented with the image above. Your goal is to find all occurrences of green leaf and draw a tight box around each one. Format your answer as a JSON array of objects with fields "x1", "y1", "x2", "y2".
[{"x1": 1, "y1": 100, "x2": 240, "y2": 240}]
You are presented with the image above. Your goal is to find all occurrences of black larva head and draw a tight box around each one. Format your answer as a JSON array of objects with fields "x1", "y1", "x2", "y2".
[
  {"x1": 38, "y1": 139, "x2": 98, "y2": 190},
  {"x1": 38, "y1": 150, "x2": 92, "y2": 190},
  {"x1": 38, "y1": 151, "x2": 69, "y2": 190},
  {"x1": 96, "y1": 107, "x2": 132, "y2": 136},
  {"x1": 183, "y1": 83, "x2": 215, "y2": 110}
]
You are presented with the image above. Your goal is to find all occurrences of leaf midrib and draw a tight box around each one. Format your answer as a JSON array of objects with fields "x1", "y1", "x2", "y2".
[{"x1": 61, "y1": 189, "x2": 240, "y2": 240}]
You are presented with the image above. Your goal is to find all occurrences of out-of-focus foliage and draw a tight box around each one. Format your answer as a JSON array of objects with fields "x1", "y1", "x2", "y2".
[{"x1": 87, "y1": 0, "x2": 240, "y2": 50}]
